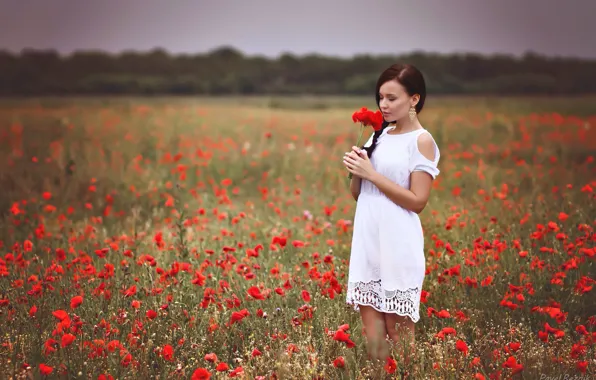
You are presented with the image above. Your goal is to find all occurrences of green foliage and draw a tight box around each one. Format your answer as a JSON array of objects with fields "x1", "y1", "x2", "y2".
[
  {"x1": 0, "y1": 96, "x2": 594, "y2": 378},
  {"x1": 1, "y1": 48, "x2": 595, "y2": 96}
]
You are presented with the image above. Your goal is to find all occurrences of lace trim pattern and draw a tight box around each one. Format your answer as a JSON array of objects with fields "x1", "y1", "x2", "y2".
[{"x1": 346, "y1": 279, "x2": 421, "y2": 323}]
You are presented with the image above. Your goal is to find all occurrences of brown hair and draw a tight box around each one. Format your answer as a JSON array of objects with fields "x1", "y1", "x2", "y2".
[{"x1": 362, "y1": 63, "x2": 427, "y2": 158}]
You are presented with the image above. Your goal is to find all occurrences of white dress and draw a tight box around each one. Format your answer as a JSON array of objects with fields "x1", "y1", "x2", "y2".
[{"x1": 345, "y1": 126, "x2": 440, "y2": 323}]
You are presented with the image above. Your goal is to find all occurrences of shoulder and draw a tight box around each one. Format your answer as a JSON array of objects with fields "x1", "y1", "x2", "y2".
[{"x1": 415, "y1": 131, "x2": 437, "y2": 161}]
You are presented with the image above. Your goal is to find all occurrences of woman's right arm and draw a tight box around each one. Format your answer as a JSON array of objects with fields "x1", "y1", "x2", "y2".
[{"x1": 350, "y1": 175, "x2": 362, "y2": 201}]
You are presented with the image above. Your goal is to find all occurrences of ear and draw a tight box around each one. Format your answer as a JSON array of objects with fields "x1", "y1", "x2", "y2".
[{"x1": 411, "y1": 94, "x2": 420, "y2": 107}]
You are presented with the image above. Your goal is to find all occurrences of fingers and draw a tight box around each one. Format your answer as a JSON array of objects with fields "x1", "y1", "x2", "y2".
[
  {"x1": 352, "y1": 146, "x2": 368, "y2": 159},
  {"x1": 344, "y1": 148, "x2": 364, "y2": 172},
  {"x1": 343, "y1": 157, "x2": 355, "y2": 169},
  {"x1": 351, "y1": 146, "x2": 365, "y2": 156},
  {"x1": 343, "y1": 152, "x2": 358, "y2": 169},
  {"x1": 344, "y1": 150, "x2": 358, "y2": 161},
  {"x1": 344, "y1": 154, "x2": 359, "y2": 165}
]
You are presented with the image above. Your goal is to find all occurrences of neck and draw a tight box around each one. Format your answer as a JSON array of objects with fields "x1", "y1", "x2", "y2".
[{"x1": 390, "y1": 117, "x2": 420, "y2": 132}]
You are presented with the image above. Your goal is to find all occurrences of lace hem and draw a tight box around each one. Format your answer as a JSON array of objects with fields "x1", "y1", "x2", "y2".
[{"x1": 346, "y1": 279, "x2": 421, "y2": 323}]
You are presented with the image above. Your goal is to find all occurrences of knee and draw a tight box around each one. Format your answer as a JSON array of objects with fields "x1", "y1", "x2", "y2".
[
  {"x1": 386, "y1": 319, "x2": 402, "y2": 340},
  {"x1": 385, "y1": 323, "x2": 397, "y2": 341},
  {"x1": 386, "y1": 317, "x2": 413, "y2": 342}
]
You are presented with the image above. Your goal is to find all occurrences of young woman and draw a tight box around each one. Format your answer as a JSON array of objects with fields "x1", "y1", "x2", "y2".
[{"x1": 343, "y1": 63, "x2": 441, "y2": 363}]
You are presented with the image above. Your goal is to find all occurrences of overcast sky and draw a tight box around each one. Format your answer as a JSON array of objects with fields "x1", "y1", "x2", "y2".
[{"x1": 1, "y1": 0, "x2": 594, "y2": 58}]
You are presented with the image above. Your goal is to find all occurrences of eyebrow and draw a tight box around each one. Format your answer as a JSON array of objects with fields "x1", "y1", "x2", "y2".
[{"x1": 379, "y1": 93, "x2": 397, "y2": 96}]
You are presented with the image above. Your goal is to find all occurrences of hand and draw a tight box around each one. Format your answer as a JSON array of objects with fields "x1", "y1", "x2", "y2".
[{"x1": 343, "y1": 146, "x2": 376, "y2": 181}]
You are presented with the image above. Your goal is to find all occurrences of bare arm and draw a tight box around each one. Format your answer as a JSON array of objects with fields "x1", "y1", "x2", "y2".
[
  {"x1": 368, "y1": 172, "x2": 432, "y2": 213},
  {"x1": 350, "y1": 175, "x2": 362, "y2": 201},
  {"x1": 367, "y1": 133, "x2": 437, "y2": 213}
]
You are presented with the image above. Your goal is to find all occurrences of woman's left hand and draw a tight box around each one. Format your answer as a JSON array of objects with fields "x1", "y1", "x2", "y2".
[{"x1": 343, "y1": 147, "x2": 376, "y2": 181}]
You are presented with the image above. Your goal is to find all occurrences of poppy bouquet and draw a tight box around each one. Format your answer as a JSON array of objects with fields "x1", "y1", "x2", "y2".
[{"x1": 347, "y1": 107, "x2": 383, "y2": 180}]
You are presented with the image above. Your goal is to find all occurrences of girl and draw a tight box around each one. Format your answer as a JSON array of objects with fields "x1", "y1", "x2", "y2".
[{"x1": 343, "y1": 63, "x2": 441, "y2": 365}]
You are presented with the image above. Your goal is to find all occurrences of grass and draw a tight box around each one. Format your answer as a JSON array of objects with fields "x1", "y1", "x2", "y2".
[{"x1": 0, "y1": 95, "x2": 594, "y2": 379}]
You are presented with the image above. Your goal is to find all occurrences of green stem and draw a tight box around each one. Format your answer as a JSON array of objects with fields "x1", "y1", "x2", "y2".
[
  {"x1": 348, "y1": 124, "x2": 365, "y2": 180},
  {"x1": 355, "y1": 123, "x2": 364, "y2": 148}
]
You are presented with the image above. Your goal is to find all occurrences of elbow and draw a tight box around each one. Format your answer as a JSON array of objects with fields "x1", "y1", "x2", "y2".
[
  {"x1": 410, "y1": 205, "x2": 422, "y2": 214},
  {"x1": 412, "y1": 200, "x2": 427, "y2": 214},
  {"x1": 351, "y1": 191, "x2": 360, "y2": 202}
]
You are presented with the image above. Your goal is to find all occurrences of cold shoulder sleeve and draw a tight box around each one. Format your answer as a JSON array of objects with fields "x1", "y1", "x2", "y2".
[{"x1": 410, "y1": 131, "x2": 440, "y2": 179}]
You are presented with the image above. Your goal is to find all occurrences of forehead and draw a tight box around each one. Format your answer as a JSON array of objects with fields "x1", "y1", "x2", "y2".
[{"x1": 379, "y1": 80, "x2": 405, "y2": 95}]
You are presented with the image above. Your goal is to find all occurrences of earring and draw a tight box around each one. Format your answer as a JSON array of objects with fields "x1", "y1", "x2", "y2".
[{"x1": 409, "y1": 106, "x2": 416, "y2": 121}]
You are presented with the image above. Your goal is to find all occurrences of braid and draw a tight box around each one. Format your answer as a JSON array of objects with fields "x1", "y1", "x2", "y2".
[{"x1": 361, "y1": 120, "x2": 391, "y2": 158}]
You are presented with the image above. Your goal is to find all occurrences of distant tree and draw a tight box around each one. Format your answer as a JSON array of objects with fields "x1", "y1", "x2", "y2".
[{"x1": 0, "y1": 47, "x2": 594, "y2": 96}]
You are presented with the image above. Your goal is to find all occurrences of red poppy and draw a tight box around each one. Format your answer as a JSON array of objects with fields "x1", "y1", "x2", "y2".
[
  {"x1": 577, "y1": 361, "x2": 588, "y2": 373},
  {"x1": 61, "y1": 333, "x2": 75, "y2": 348},
  {"x1": 204, "y1": 353, "x2": 217, "y2": 362},
  {"x1": 161, "y1": 344, "x2": 174, "y2": 361},
  {"x1": 52, "y1": 310, "x2": 68, "y2": 321},
  {"x1": 333, "y1": 356, "x2": 345, "y2": 368},
  {"x1": 347, "y1": 107, "x2": 384, "y2": 180},
  {"x1": 252, "y1": 348, "x2": 262, "y2": 357},
  {"x1": 333, "y1": 329, "x2": 355, "y2": 348},
  {"x1": 229, "y1": 367, "x2": 244, "y2": 377},
  {"x1": 456, "y1": 339, "x2": 469, "y2": 355},
  {"x1": 352, "y1": 107, "x2": 384, "y2": 131},
  {"x1": 301, "y1": 290, "x2": 311, "y2": 302},
  {"x1": 247, "y1": 286, "x2": 265, "y2": 300},
  {"x1": 230, "y1": 309, "x2": 250, "y2": 324},
  {"x1": 384, "y1": 357, "x2": 397, "y2": 374},
  {"x1": 39, "y1": 363, "x2": 53, "y2": 375},
  {"x1": 216, "y1": 362, "x2": 229, "y2": 372},
  {"x1": 70, "y1": 295, "x2": 83, "y2": 309},
  {"x1": 191, "y1": 368, "x2": 211, "y2": 380}
]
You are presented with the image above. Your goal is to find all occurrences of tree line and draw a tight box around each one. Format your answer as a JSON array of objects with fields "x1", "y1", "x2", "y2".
[{"x1": 1, "y1": 46, "x2": 595, "y2": 96}]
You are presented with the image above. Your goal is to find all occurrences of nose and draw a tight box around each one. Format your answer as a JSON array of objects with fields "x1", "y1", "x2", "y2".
[{"x1": 379, "y1": 99, "x2": 388, "y2": 110}]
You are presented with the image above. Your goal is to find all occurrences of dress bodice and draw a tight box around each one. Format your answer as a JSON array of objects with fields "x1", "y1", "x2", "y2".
[{"x1": 360, "y1": 127, "x2": 439, "y2": 197}]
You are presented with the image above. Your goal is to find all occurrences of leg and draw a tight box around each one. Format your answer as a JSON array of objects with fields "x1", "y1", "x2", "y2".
[
  {"x1": 384, "y1": 314, "x2": 416, "y2": 365},
  {"x1": 359, "y1": 305, "x2": 390, "y2": 361}
]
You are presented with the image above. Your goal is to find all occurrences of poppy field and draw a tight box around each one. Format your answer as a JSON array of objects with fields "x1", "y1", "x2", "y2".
[{"x1": 0, "y1": 96, "x2": 595, "y2": 379}]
